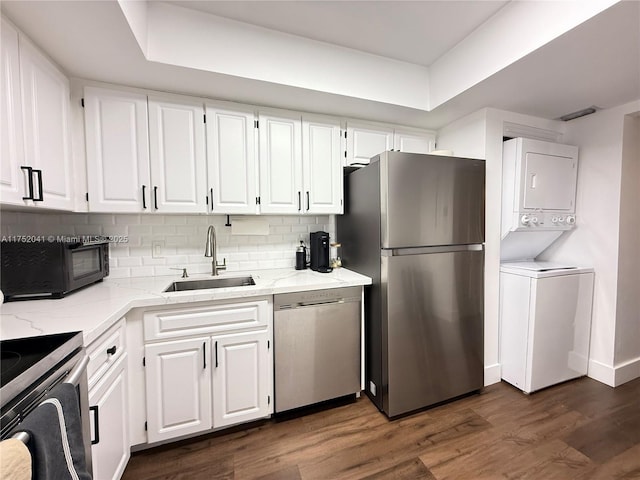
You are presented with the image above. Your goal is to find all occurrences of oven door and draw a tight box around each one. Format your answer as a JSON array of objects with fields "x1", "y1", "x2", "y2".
[
  {"x1": 66, "y1": 242, "x2": 108, "y2": 292},
  {"x1": 2, "y1": 348, "x2": 93, "y2": 474}
]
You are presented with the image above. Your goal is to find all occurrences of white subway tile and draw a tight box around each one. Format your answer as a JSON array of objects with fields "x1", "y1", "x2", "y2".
[
  {"x1": 272, "y1": 225, "x2": 291, "y2": 234},
  {"x1": 142, "y1": 256, "x2": 167, "y2": 266},
  {"x1": 89, "y1": 214, "x2": 114, "y2": 225},
  {"x1": 141, "y1": 215, "x2": 165, "y2": 225},
  {"x1": 167, "y1": 215, "x2": 188, "y2": 225},
  {"x1": 109, "y1": 246, "x2": 129, "y2": 257},
  {"x1": 117, "y1": 256, "x2": 142, "y2": 267},
  {"x1": 130, "y1": 266, "x2": 155, "y2": 277},
  {"x1": 108, "y1": 267, "x2": 131, "y2": 278},
  {"x1": 151, "y1": 225, "x2": 176, "y2": 235},
  {"x1": 239, "y1": 261, "x2": 259, "y2": 270},
  {"x1": 115, "y1": 214, "x2": 140, "y2": 225}
]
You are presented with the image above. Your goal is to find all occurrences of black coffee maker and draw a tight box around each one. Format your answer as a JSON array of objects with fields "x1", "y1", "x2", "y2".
[{"x1": 310, "y1": 231, "x2": 332, "y2": 273}]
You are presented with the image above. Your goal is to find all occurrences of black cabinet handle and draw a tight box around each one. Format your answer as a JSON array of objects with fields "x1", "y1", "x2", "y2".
[
  {"x1": 153, "y1": 186, "x2": 158, "y2": 210},
  {"x1": 89, "y1": 405, "x2": 99, "y2": 445},
  {"x1": 203, "y1": 342, "x2": 206, "y2": 369},
  {"x1": 210, "y1": 188, "x2": 214, "y2": 211},
  {"x1": 297, "y1": 191, "x2": 301, "y2": 211},
  {"x1": 142, "y1": 185, "x2": 147, "y2": 209},
  {"x1": 20, "y1": 166, "x2": 34, "y2": 200},
  {"x1": 32, "y1": 170, "x2": 44, "y2": 202},
  {"x1": 306, "y1": 191, "x2": 310, "y2": 211},
  {"x1": 106, "y1": 345, "x2": 116, "y2": 356},
  {"x1": 215, "y1": 341, "x2": 218, "y2": 368}
]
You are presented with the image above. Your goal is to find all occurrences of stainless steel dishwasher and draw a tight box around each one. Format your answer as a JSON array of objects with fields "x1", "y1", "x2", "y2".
[{"x1": 274, "y1": 286, "x2": 361, "y2": 413}]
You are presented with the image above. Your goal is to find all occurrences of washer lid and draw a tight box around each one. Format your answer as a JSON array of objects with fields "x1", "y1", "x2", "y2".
[
  {"x1": 501, "y1": 261, "x2": 577, "y2": 272},
  {"x1": 500, "y1": 261, "x2": 594, "y2": 278}
]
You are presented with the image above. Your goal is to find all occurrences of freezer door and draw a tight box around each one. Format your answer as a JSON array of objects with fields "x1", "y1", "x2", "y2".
[
  {"x1": 382, "y1": 247, "x2": 484, "y2": 417},
  {"x1": 381, "y1": 152, "x2": 485, "y2": 248}
]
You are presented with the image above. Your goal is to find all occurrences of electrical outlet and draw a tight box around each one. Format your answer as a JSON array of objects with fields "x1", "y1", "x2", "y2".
[{"x1": 152, "y1": 240, "x2": 165, "y2": 258}]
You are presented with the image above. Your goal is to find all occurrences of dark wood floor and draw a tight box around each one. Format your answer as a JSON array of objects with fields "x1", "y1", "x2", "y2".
[{"x1": 122, "y1": 377, "x2": 640, "y2": 479}]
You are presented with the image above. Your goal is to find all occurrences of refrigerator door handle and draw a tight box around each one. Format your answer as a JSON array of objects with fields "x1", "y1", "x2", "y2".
[{"x1": 381, "y1": 244, "x2": 484, "y2": 256}]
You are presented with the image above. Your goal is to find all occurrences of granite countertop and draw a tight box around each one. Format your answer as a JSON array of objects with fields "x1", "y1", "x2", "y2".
[{"x1": 0, "y1": 268, "x2": 371, "y2": 345}]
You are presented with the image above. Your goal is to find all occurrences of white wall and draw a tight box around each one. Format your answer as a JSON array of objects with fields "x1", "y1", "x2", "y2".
[
  {"x1": 0, "y1": 212, "x2": 334, "y2": 278},
  {"x1": 541, "y1": 100, "x2": 640, "y2": 386},
  {"x1": 615, "y1": 114, "x2": 640, "y2": 370}
]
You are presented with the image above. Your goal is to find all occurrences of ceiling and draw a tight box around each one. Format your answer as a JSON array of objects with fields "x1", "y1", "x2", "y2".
[
  {"x1": 1, "y1": 0, "x2": 638, "y2": 130},
  {"x1": 164, "y1": 1, "x2": 508, "y2": 66}
]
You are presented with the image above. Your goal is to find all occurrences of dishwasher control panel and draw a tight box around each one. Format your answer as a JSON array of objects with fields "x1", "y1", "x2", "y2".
[{"x1": 274, "y1": 286, "x2": 362, "y2": 310}]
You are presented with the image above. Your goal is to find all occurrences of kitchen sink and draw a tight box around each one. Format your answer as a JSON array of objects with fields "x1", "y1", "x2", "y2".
[{"x1": 163, "y1": 276, "x2": 255, "y2": 292}]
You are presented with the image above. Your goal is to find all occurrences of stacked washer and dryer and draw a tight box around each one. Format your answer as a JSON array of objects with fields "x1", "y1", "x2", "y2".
[{"x1": 499, "y1": 137, "x2": 594, "y2": 393}]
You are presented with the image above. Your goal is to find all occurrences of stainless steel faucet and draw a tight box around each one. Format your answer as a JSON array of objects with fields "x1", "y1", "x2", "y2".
[{"x1": 204, "y1": 225, "x2": 226, "y2": 276}]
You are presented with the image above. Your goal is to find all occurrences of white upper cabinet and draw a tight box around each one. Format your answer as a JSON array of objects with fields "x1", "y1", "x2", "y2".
[
  {"x1": 393, "y1": 128, "x2": 436, "y2": 154},
  {"x1": 206, "y1": 102, "x2": 258, "y2": 214},
  {"x1": 84, "y1": 87, "x2": 151, "y2": 213},
  {"x1": 148, "y1": 96, "x2": 207, "y2": 213},
  {"x1": 0, "y1": 18, "x2": 25, "y2": 206},
  {"x1": 346, "y1": 121, "x2": 436, "y2": 166},
  {"x1": 19, "y1": 36, "x2": 74, "y2": 210},
  {"x1": 85, "y1": 89, "x2": 207, "y2": 213},
  {"x1": 346, "y1": 122, "x2": 393, "y2": 166},
  {"x1": 258, "y1": 112, "x2": 303, "y2": 214},
  {"x1": 302, "y1": 115, "x2": 343, "y2": 214},
  {"x1": 1, "y1": 18, "x2": 73, "y2": 210}
]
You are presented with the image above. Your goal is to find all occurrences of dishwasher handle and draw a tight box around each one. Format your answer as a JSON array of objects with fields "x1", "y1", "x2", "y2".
[{"x1": 298, "y1": 299, "x2": 345, "y2": 308}]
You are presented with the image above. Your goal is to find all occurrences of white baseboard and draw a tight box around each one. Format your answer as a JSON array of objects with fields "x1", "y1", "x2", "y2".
[
  {"x1": 587, "y1": 359, "x2": 615, "y2": 386},
  {"x1": 614, "y1": 356, "x2": 640, "y2": 386},
  {"x1": 588, "y1": 356, "x2": 640, "y2": 387},
  {"x1": 484, "y1": 363, "x2": 501, "y2": 386}
]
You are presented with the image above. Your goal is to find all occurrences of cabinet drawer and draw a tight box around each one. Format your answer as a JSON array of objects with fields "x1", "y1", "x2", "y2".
[
  {"x1": 87, "y1": 318, "x2": 126, "y2": 388},
  {"x1": 143, "y1": 299, "x2": 271, "y2": 342}
]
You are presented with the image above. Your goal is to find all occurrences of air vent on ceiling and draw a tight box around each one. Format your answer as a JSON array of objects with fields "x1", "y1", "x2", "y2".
[{"x1": 559, "y1": 106, "x2": 600, "y2": 122}]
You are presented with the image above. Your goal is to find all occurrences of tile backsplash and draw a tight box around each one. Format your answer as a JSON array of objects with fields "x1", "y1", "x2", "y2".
[{"x1": 0, "y1": 211, "x2": 335, "y2": 278}]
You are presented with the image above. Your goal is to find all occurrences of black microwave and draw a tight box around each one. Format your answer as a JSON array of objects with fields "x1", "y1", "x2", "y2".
[{"x1": 1, "y1": 236, "x2": 109, "y2": 301}]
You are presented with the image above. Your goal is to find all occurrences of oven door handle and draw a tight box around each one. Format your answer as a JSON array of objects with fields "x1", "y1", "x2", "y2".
[{"x1": 65, "y1": 350, "x2": 89, "y2": 386}]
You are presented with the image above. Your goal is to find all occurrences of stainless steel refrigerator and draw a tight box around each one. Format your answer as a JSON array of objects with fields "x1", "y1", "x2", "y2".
[{"x1": 337, "y1": 151, "x2": 485, "y2": 417}]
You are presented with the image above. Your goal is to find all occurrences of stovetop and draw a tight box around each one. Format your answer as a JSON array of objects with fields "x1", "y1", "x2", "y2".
[{"x1": 0, "y1": 332, "x2": 83, "y2": 410}]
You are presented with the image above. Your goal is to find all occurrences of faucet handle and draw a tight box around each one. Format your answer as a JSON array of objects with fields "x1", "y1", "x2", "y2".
[
  {"x1": 216, "y1": 258, "x2": 227, "y2": 271},
  {"x1": 170, "y1": 267, "x2": 189, "y2": 278}
]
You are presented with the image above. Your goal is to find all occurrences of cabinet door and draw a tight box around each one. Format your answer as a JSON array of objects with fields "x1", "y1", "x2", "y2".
[
  {"x1": 84, "y1": 87, "x2": 150, "y2": 212},
  {"x1": 258, "y1": 113, "x2": 302, "y2": 214},
  {"x1": 345, "y1": 123, "x2": 393, "y2": 166},
  {"x1": 148, "y1": 97, "x2": 207, "y2": 213},
  {"x1": 19, "y1": 34, "x2": 73, "y2": 210},
  {"x1": 145, "y1": 337, "x2": 211, "y2": 443},
  {"x1": 212, "y1": 330, "x2": 272, "y2": 428},
  {"x1": 206, "y1": 103, "x2": 257, "y2": 214},
  {"x1": 0, "y1": 18, "x2": 27, "y2": 206},
  {"x1": 302, "y1": 116, "x2": 343, "y2": 214},
  {"x1": 89, "y1": 354, "x2": 130, "y2": 480},
  {"x1": 393, "y1": 130, "x2": 435, "y2": 154}
]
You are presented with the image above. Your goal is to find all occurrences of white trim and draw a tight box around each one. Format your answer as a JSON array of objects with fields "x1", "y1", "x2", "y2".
[
  {"x1": 587, "y1": 358, "x2": 615, "y2": 387},
  {"x1": 484, "y1": 363, "x2": 501, "y2": 386},
  {"x1": 614, "y1": 356, "x2": 640, "y2": 386}
]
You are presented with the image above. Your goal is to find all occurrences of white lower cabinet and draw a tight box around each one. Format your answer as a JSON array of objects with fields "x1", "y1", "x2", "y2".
[
  {"x1": 87, "y1": 318, "x2": 129, "y2": 480},
  {"x1": 142, "y1": 298, "x2": 273, "y2": 445},
  {"x1": 89, "y1": 354, "x2": 130, "y2": 480},
  {"x1": 144, "y1": 337, "x2": 212, "y2": 443},
  {"x1": 212, "y1": 330, "x2": 271, "y2": 428}
]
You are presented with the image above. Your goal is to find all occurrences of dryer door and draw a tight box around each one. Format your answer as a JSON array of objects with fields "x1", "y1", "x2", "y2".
[{"x1": 522, "y1": 152, "x2": 577, "y2": 211}]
